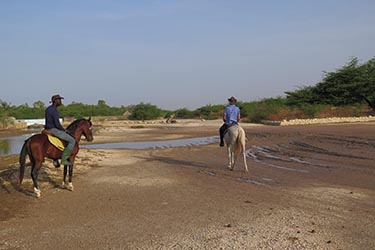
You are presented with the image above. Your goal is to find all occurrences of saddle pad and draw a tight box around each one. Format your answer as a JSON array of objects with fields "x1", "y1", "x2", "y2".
[{"x1": 47, "y1": 134, "x2": 65, "y2": 151}]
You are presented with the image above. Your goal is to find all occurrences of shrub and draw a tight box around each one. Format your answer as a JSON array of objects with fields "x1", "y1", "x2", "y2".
[{"x1": 129, "y1": 103, "x2": 162, "y2": 120}]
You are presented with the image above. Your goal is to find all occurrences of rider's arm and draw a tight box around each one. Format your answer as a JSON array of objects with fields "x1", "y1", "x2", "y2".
[{"x1": 52, "y1": 109, "x2": 65, "y2": 131}]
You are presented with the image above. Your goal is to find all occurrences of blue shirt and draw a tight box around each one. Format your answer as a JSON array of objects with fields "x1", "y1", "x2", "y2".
[
  {"x1": 223, "y1": 104, "x2": 240, "y2": 125},
  {"x1": 45, "y1": 105, "x2": 64, "y2": 130}
]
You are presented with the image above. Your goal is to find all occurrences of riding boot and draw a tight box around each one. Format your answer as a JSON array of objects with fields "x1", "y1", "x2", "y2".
[
  {"x1": 219, "y1": 124, "x2": 226, "y2": 147},
  {"x1": 61, "y1": 148, "x2": 72, "y2": 165},
  {"x1": 219, "y1": 134, "x2": 224, "y2": 147}
]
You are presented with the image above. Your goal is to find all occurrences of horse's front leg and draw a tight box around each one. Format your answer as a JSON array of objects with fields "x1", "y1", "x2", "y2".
[
  {"x1": 231, "y1": 150, "x2": 236, "y2": 170},
  {"x1": 62, "y1": 164, "x2": 74, "y2": 191},
  {"x1": 31, "y1": 161, "x2": 42, "y2": 198},
  {"x1": 67, "y1": 164, "x2": 74, "y2": 191},
  {"x1": 62, "y1": 164, "x2": 67, "y2": 189}
]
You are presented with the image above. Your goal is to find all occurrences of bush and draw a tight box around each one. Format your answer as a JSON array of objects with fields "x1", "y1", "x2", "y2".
[
  {"x1": 240, "y1": 97, "x2": 288, "y2": 123},
  {"x1": 195, "y1": 104, "x2": 225, "y2": 120},
  {"x1": 174, "y1": 108, "x2": 195, "y2": 119},
  {"x1": 129, "y1": 103, "x2": 162, "y2": 120}
]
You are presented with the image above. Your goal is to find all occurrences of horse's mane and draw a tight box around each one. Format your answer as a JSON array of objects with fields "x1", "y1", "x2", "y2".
[{"x1": 66, "y1": 118, "x2": 87, "y2": 133}]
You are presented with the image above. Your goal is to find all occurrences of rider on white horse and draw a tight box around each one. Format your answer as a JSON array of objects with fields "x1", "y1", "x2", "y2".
[{"x1": 219, "y1": 96, "x2": 241, "y2": 147}]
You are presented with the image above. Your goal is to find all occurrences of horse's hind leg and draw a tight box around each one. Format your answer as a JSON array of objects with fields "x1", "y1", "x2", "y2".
[
  {"x1": 31, "y1": 161, "x2": 42, "y2": 198},
  {"x1": 243, "y1": 151, "x2": 248, "y2": 172},
  {"x1": 241, "y1": 139, "x2": 248, "y2": 172}
]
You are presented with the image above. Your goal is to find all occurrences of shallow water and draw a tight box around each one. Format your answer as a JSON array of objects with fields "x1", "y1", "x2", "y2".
[
  {"x1": 0, "y1": 134, "x2": 33, "y2": 156},
  {"x1": 0, "y1": 134, "x2": 219, "y2": 156},
  {"x1": 82, "y1": 136, "x2": 219, "y2": 150}
]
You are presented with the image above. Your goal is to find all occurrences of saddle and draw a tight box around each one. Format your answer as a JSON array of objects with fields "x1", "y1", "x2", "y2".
[
  {"x1": 224, "y1": 123, "x2": 238, "y2": 135},
  {"x1": 42, "y1": 130, "x2": 65, "y2": 151}
]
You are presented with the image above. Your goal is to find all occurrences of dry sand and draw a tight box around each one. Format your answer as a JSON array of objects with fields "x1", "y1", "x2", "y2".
[{"x1": 1, "y1": 119, "x2": 374, "y2": 250}]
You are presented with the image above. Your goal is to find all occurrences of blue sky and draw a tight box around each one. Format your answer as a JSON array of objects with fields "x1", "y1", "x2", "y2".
[{"x1": 1, "y1": 0, "x2": 374, "y2": 110}]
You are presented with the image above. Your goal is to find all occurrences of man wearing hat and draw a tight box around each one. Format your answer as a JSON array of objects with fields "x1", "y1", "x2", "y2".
[
  {"x1": 219, "y1": 96, "x2": 241, "y2": 147},
  {"x1": 45, "y1": 94, "x2": 75, "y2": 165}
]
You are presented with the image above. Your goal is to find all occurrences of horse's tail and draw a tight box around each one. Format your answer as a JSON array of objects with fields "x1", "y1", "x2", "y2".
[
  {"x1": 235, "y1": 127, "x2": 246, "y2": 156},
  {"x1": 19, "y1": 139, "x2": 30, "y2": 186}
]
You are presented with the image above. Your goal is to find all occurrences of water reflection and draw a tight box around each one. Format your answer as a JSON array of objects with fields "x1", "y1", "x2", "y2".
[
  {"x1": 0, "y1": 134, "x2": 33, "y2": 156},
  {"x1": 0, "y1": 139, "x2": 11, "y2": 155}
]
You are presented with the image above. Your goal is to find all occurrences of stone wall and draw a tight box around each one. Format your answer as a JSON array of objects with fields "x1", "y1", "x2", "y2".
[{"x1": 279, "y1": 116, "x2": 375, "y2": 126}]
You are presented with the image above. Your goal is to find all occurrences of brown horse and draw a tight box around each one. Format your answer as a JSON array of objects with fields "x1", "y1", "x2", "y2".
[{"x1": 19, "y1": 118, "x2": 93, "y2": 197}]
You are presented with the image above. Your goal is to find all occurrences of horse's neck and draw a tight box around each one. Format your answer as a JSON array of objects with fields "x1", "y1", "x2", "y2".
[{"x1": 70, "y1": 129, "x2": 83, "y2": 142}]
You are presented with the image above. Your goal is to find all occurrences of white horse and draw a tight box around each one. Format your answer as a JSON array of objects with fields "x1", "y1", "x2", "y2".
[{"x1": 224, "y1": 124, "x2": 248, "y2": 172}]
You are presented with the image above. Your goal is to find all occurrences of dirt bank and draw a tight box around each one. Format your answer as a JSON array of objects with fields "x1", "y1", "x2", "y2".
[{"x1": 1, "y1": 120, "x2": 374, "y2": 249}]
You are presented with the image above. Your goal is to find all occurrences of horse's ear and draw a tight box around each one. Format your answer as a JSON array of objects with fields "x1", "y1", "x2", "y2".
[{"x1": 88, "y1": 117, "x2": 91, "y2": 122}]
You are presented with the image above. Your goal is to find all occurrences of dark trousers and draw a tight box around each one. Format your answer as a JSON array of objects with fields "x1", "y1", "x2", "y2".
[{"x1": 219, "y1": 123, "x2": 228, "y2": 143}]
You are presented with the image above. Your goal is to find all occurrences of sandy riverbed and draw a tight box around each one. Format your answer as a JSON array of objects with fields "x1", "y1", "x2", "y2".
[{"x1": 1, "y1": 119, "x2": 374, "y2": 249}]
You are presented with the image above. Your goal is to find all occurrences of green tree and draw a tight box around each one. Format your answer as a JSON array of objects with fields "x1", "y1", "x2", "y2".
[
  {"x1": 285, "y1": 57, "x2": 375, "y2": 112},
  {"x1": 195, "y1": 104, "x2": 225, "y2": 120},
  {"x1": 285, "y1": 86, "x2": 317, "y2": 106},
  {"x1": 0, "y1": 100, "x2": 12, "y2": 115},
  {"x1": 174, "y1": 108, "x2": 195, "y2": 119},
  {"x1": 32, "y1": 100, "x2": 46, "y2": 118},
  {"x1": 61, "y1": 102, "x2": 86, "y2": 117},
  {"x1": 130, "y1": 103, "x2": 162, "y2": 120},
  {"x1": 241, "y1": 97, "x2": 287, "y2": 122}
]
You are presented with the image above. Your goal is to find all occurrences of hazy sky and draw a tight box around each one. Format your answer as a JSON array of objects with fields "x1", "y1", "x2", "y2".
[{"x1": 1, "y1": 1, "x2": 375, "y2": 110}]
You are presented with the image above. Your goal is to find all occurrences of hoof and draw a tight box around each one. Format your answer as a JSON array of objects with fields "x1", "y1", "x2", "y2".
[
  {"x1": 62, "y1": 182, "x2": 67, "y2": 189},
  {"x1": 34, "y1": 187, "x2": 41, "y2": 198},
  {"x1": 67, "y1": 183, "x2": 74, "y2": 191}
]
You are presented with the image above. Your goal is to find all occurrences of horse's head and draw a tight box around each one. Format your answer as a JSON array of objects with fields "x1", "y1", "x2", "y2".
[
  {"x1": 81, "y1": 117, "x2": 94, "y2": 142},
  {"x1": 66, "y1": 117, "x2": 94, "y2": 142}
]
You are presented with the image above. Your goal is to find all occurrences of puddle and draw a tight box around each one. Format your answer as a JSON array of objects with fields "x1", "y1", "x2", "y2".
[
  {"x1": 82, "y1": 136, "x2": 219, "y2": 150},
  {"x1": 0, "y1": 134, "x2": 320, "y2": 175},
  {"x1": 246, "y1": 148, "x2": 310, "y2": 173},
  {"x1": 0, "y1": 134, "x2": 219, "y2": 156}
]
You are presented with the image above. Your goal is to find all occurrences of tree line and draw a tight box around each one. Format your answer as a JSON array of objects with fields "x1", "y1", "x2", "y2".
[{"x1": 1, "y1": 56, "x2": 374, "y2": 125}]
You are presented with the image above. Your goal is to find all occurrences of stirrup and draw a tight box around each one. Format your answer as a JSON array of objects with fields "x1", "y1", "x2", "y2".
[{"x1": 53, "y1": 160, "x2": 61, "y2": 168}]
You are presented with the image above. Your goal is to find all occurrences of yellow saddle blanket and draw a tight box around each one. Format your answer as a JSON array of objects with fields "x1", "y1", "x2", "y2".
[{"x1": 47, "y1": 134, "x2": 65, "y2": 151}]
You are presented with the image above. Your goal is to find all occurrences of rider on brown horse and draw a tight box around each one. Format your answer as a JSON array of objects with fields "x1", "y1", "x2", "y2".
[{"x1": 45, "y1": 94, "x2": 75, "y2": 165}]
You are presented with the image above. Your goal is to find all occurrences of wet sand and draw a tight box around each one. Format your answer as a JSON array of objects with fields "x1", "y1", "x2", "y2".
[{"x1": 1, "y1": 119, "x2": 374, "y2": 249}]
